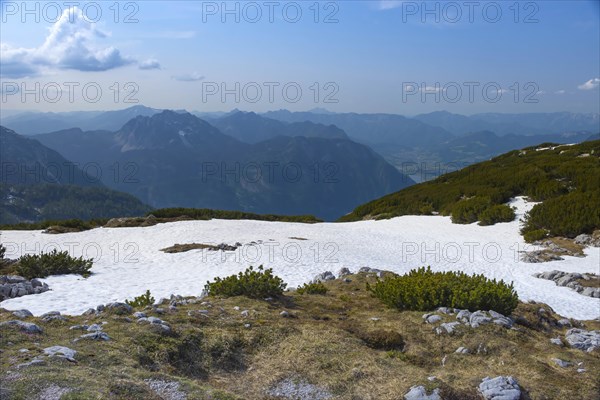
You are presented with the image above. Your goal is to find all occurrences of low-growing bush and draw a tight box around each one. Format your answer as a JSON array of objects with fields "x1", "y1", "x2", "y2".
[
  {"x1": 16, "y1": 249, "x2": 93, "y2": 279},
  {"x1": 204, "y1": 266, "x2": 286, "y2": 299},
  {"x1": 478, "y1": 204, "x2": 515, "y2": 226},
  {"x1": 522, "y1": 228, "x2": 548, "y2": 243},
  {"x1": 367, "y1": 266, "x2": 518, "y2": 315},
  {"x1": 296, "y1": 281, "x2": 328, "y2": 295},
  {"x1": 126, "y1": 290, "x2": 155, "y2": 308},
  {"x1": 451, "y1": 197, "x2": 490, "y2": 224}
]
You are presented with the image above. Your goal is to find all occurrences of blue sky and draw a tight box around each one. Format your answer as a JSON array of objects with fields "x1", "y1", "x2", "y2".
[{"x1": 1, "y1": 0, "x2": 599, "y2": 114}]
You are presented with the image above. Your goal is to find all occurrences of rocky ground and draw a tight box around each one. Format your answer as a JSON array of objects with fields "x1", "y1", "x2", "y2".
[
  {"x1": 534, "y1": 271, "x2": 600, "y2": 298},
  {"x1": 521, "y1": 232, "x2": 600, "y2": 263},
  {"x1": 0, "y1": 271, "x2": 599, "y2": 399}
]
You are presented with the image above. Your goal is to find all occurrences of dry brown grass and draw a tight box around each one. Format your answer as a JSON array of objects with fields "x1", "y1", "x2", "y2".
[{"x1": 0, "y1": 272, "x2": 598, "y2": 399}]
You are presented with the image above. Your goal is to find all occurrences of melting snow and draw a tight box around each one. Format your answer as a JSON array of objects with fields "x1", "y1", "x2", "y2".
[{"x1": 1, "y1": 197, "x2": 598, "y2": 319}]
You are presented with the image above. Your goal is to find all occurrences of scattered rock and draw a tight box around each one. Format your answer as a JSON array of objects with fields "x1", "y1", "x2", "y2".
[
  {"x1": 469, "y1": 311, "x2": 492, "y2": 328},
  {"x1": 0, "y1": 275, "x2": 50, "y2": 301},
  {"x1": 0, "y1": 320, "x2": 43, "y2": 334},
  {"x1": 41, "y1": 311, "x2": 67, "y2": 322},
  {"x1": 557, "y1": 318, "x2": 572, "y2": 327},
  {"x1": 69, "y1": 325, "x2": 89, "y2": 331},
  {"x1": 456, "y1": 309, "x2": 472, "y2": 323},
  {"x1": 358, "y1": 267, "x2": 384, "y2": 277},
  {"x1": 267, "y1": 378, "x2": 332, "y2": 400},
  {"x1": 550, "y1": 337, "x2": 564, "y2": 346},
  {"x1": 534, "y1": 270, "x2": 599, "y2": 298},
  {"x1": 565, "y1": 329, "x2": 600, "y2": 352},
  {"x1": 133, "y1": 312, "x2": 147, "y2": 319},
  {"x1": 145, "y1": 379, "x2": 187, "y2": 400},
  {"x1": 36, "y1": 384, "x2": 72, "y2": 400},
  {"x1": 455, "y1": 346, "x2": 470, "y2": 354},
  {"x1": 425, "y1": 315, "x2": 442, "y2": 324},
  {"x1": 11, "y1": 309, "x2": 33, "y2": 319},
  {"x1": 436, "y1": 322, "x2": 460, "y2": 334},
  {"x1": 44, "y1": 345, "x2": 77, "y2": 361},
  {"x1": 404, "y1": 386, "x2": 441, "y2": 400},
  {"x1": 241, "y1": 310, "x2": 250, "y2": 318},
  {"x1": 478, "y1": 376, "x2": 521, "y2": 400},
  {"x1": 86, "y1": 324, "x2": 103, "y2": 332},
  {"x1": 312, "y1": 271, "x2": 335, "y2": 283},
  {"x1": 75, "y1": 331, "x2": 111, "y2": 342},
  {"x1": 551, "y1": 358, "x2": 572, "y2": 368},
  {"x1": 187, "y1": 310, "x2": 209, "y2": 318},
  {"x1": 280, "y1": 311, "x2": 290, "y2": 318},
  {"x1": 337, "y1": 267, "x2": 351, "y2": 277}
]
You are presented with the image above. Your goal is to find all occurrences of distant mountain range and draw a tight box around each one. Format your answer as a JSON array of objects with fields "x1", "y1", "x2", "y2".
[
  {"x1": 413, "y1": 111, "x2": 600, "y2": 136},
  {"x1": 0, "y1": 127, "x2": 151, "y2": 223},
  {"x1": 31, "y1": 111, "x2": 413, "y2": 220},
  {"x1": 3, "y1": 105, "x2": 597, "y2": 191},
  {"x1": 0, "y1": 105, "x2": 162, "y2": 135}
]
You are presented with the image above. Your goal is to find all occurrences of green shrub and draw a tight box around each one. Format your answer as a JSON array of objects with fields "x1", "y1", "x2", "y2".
[
  {"x1": 521, "y1": 190, "x2": 600, "y2": 238},
  {"x1": 0, "y1": 242, "x2": 5, "y2": 259},
  {"x1": 297, "y1": 281, "x2": 328, "y2": 295},
  {"x1": 126, "y1": 290, "x2": 155, "y2": 308},
  {"x1": 16, "y1": 249, "x2": 93, "y2": 279},
  {"x1": 451, "y1": 197, "x2": 490, "y2": 224},
  {"x1": 367, "y1": 267, "x2": 518, "y2": 316},
  {"x1": 204, "y1": 266, "x2": 287, "y2": 299},
  {"x1": 478, "y1": 204, "x2": 516, "y2": 226},
  {"x1": 522, "y1": 229, "x2": 548, "y2": 243}
]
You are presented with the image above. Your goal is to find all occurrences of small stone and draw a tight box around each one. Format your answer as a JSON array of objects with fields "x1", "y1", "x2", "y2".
[
  {"x1": 337, "y1": 267, "x2": 351, "y2": 277},
  {"x1": 557, "y1": 318, "x2": 572, "y2": 327},
  {"x1": 241, "y1": 310, "x2": 250, "y2": 318},
  {"x1": 69, "y1": 325, "x2": 89, "y2": 331},
  {"x1": 280, "y1": 311, "x2": 290, "y2": 318},
  {"x1": 456, "y1": 309, "x2": 472, "y2": 322},
  {"x1": 478, "y1": 376, "x2": 521, "y2": 400},
  {"x1": 133, "y1": 312, "x2": 147, "y2": 319},
  {"x1": 86, "y1": 324, "x2": 102, "y2": 332},
  {"x1": 76, "y1": 331, "x2": 110, "y2": 341},
  {"x1": 147, "y1": 316, "x2": 164, "y2": 324},
  {"x1": 455, "y1": 346, "x2": 470, "y2": 354},
  {"x1": 11, "y1": 310, "x2": 33, "y2": 319},
  {"x1": 0, "y1": 320, "x2": 43, "y2": 334},
  {"x1": 577, "y1": 368, "x2": 586, "y2": 373},
  {"x1": 244, "y1": 323, "x2": 251, "y2": 329},
  {"x1": 233, "y1": 306, "x2": 240, "y2": 311},
  {"x1": 18, "y1": 348, "x2": 29, "y2": 353},
  {"x1": 425, "y1": 315, "x2": 442, "y2": 324},
  {"x1": 551, "y1": 358, "x2": 571, "y2": 368},
  {"x1": 404, "y1": 385, "x2": 441, "y2": 400},
  {"x1": 436, "y1": 322, "x2": 460, "y2": 334},
  {"x1": 44, "y1": 345, "x2": 77, "y2": 361}
]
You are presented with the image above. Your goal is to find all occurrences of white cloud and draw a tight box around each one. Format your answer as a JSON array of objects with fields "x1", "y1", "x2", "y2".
[
  {"x1": 139, "y1": 59, "x2": 161, "y2": 70},
  {"x1": 0, "y1": 7, "x2": 155, "y2": 78},
  {"x1": 171, "y1": 72, "x2": 205, "y2": 82},
  {"x1": 578, "y1": 78, "x2": 600, "y2": 90},
  {"x1": 378, "y1": 1, "x2": 404, "y2": 10}
]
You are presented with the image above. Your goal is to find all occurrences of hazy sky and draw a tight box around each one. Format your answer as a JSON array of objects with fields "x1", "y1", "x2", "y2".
[{"x1": 1, "y1": 0, "x2": 599, "y2": 114}]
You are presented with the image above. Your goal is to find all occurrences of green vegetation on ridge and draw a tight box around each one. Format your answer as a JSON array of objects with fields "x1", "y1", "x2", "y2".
[{"x1": 340, "y1": 140, "x2": 600, "y2": 240}]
